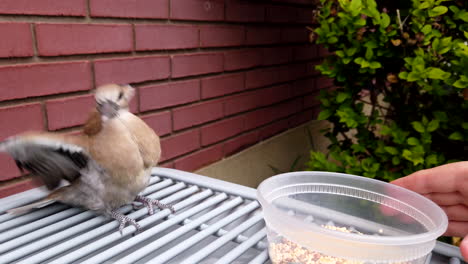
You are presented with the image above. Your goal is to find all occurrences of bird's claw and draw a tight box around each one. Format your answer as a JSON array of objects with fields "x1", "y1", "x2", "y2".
[
  {"x1": 134, "y1": 195, "x2": 175, "y2": 215},
  {"x1": 110, "y1": 210, "x2": 141, "y2": 235}
]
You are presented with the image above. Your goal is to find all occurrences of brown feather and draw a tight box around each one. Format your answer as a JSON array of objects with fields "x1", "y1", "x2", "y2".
[{"x1": 83, "y1": 110, "x2": 103, "y2": 136}]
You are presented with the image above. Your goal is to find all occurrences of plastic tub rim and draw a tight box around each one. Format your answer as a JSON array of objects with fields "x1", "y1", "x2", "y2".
[{"x1": 257, "y1": 171, "x2": 448, "y2": 246}]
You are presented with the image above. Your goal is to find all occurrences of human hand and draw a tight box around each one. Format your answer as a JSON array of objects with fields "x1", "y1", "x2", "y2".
[{"x1": 391, "y1": 161, "x2": 468, "y2": 259}]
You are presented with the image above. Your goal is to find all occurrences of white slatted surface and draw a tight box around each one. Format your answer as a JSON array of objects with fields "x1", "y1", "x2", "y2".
[{"x1": 0, "y1": 168, "x2": 464, "y2": 264}]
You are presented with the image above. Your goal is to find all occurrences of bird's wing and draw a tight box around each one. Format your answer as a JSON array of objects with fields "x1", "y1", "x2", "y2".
[{"x1": 0, "y1": 132, "x2": 90, "y2": 190}]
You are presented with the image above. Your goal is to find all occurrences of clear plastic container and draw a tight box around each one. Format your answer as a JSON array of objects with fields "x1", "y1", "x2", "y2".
[{"x1": 257, "y1": 171, "x2": 448, "y2": 264}]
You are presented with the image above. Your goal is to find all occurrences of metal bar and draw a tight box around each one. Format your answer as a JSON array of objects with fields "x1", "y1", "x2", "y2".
[
  {"x1": 214, "y1": 227, "x2": 267, "y2": 264},
  {"x1": 248, "y1": 249, "x2": 270, "y2": 264},
  {"x1": 181, "y1": 218, "x2": 267, "y2": 250},
  {"x1": 80, "y1": 189, "x2": 222, "y2": 264},
  {"x1": 181, "y1": 213, "x2": 264, "y2": 264},
  {"x1": 17, "y1": 182, "x2": 189, "y2": 264},
  {"x1": 40, "y1": 183, "x2": 192, "y2": 264},
  {"x1": 147, "y1": 201, "x2": 260, "y2": 264},
  {"x1": 0, "y1": 203, "x2": 69, "y2": 233},
  {"x1": 113, "y1": 196, "x2": 245, "y2": 264},
  {"x1": 153, "y1": 168, "x2": 258, "y2": 200},
  {"x1": 0, "y1": 209, "x2": 95, "y2": 257}
]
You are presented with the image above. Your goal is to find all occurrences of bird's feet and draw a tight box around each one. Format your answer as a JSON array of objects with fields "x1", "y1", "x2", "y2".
[
  {"x1": 110, "y1": 210, "x2": 141, "y2": 235},
  {"x1": 133, "y1": 195, "x2": 175, "y2": 215}
]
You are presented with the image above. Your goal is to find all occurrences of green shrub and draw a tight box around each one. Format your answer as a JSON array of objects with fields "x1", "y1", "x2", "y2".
[{"x1": 308, "y1": 0, "x2": 468, "y2": 181}]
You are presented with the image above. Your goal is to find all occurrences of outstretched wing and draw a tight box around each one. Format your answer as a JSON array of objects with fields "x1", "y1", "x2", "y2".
[{"x1": 0, "y1": 133, "x2": 90, "y2": 190}]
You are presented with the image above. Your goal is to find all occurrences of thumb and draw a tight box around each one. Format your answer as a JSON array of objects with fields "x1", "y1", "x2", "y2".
[{"x1": 460, "y1": 235, "x2": 468, "y2": 261}]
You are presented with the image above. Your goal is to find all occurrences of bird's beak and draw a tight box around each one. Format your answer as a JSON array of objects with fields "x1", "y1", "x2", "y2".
[{"x1": 97, "y1": 100, "x2": 119, "y2": 119}]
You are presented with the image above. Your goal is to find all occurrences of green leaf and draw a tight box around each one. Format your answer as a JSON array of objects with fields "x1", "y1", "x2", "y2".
[
  {"x1": 427, "y1": 119, "x2": 440, "y2": 132},
  {"x1": 453, "y1": 79, "x2": 468, "y2": 88},
  {"x1": 392, "y1": 156, "x2": 401, "y2": 165},
  {"x1": 328, "y1": 36, "x2": 338, "y2": 44},
  {"x1": 412, "y1": 121, "x2": 425, "y2": 133},
  {"x1": 318, "y1": 109, "x2": 333, "y2": 120},
  {"x1": 365, "y1": 48, "x2": 373, "y2": 61},
  {"x1": 463, "y1": 122, "x2": 468, "y2": 130},
  {"x1": 448, "y1": 131, "x2": 463, "y2": 140},
  {"x1": 427, "y1": 68, "x2": 450, "y2": 79},
  {"x1": 421, "y1": 24, "x2": 432, "y2": 35},
  {"x1": 419, "y1": 2, "x2": 431, "y2": 9},
  {"x1": 335, "y1": 50, "x2": 345, "y2": 57},
  {"x1": 380, "y1": 13, "x2": 390, "y2": 28},
  {"x1": 349, "y1": 0, "x2": 363, "y2": 17},
  {"x1": 399, "y1": 71, "x2": 408, "y2": 79},
  {"x1": 407, "y1": 72, "x2": 420, "y2": 82},
  {"x1": 369, "y1": 61, "x2": 382, "y2": 69},
  {"x1": 425, "y1": 154, "x2": 438, "y2": 166},
  {"x1": 346, "y1": 47, "x2": 358, "y2": 56},
  {"x1": 433, "y1": 111, "x2": 448, "y2": 122},
  {"x1": 336, "y1": 92, "x2": 351, "y2": 103},
  {"x1": 384, "y1": 146, "x2": 398, "y2": 155},
  {"x1": 407, "y1": 137, "x2": 420, "y2": 146},
  {"x1": 429, "y1": 6, "x2": 448, "y2": 17}
]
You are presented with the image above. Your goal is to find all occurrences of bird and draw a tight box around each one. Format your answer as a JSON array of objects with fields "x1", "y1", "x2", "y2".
[{"x1": 0, "y1": 84, "x2": 173, "y2": 234}]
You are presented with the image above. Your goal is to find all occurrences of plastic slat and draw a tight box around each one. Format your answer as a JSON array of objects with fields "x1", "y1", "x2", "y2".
[
  {"x1": 181, "y1": 213, "x2": 264, "y2": 264},
  {"x1": 113, "y1": 197, "x2": 246, "y2": 264},
  {"x1": 214, "y1": 227, "x2": 267, "y2": 264},
  {"x1": 146, "y1": 201, "x2": 260, "y2": 264},
  {"x1": 79, "y1": 189, "x2": 223, "y2": 264}
]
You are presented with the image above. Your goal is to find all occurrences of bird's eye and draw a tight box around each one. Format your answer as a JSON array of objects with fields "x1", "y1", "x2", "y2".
[{"x1": 117, "y1": 91, "x2": 124, "y2": 100}]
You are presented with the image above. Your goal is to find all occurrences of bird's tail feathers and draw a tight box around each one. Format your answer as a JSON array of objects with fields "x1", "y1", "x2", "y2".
[{"x1": 6, "y1": 199, "x2": 55, "y2": 215}]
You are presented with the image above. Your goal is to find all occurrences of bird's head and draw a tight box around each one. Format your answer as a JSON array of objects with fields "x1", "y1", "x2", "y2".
[{"x1": 94, "y1": 84, "x2": 135, "y2": 119}]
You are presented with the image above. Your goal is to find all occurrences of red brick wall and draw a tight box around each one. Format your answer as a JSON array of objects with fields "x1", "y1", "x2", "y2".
[{"x1": 0, "y1": 0, "x2": 329, "y2": 197}]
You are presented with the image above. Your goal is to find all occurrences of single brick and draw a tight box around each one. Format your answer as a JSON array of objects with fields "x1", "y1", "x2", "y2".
[
  {"x1": 141, "y1": 111, "x2": 172, "y2": 136},
  {"x1": 174, "y1": 144, "x2": 223, "y2": 171},
  {"x1": 303, "y1": 92, "x2": 320, "y2": 109},
  {"x1": 173, "y1": 100, "x2": 224, "y2": 130},
  {"x1": 245, "y1": 67, "x2": 282, "y2": 89},
  {"x1": 36, "y1": 23, "x2": 133, "y2": 56},
  {"x1": 246, "y1": 27, "x2": 281, "y2": 45},
  {"x1": 279, "y1": 63, "x2": 308, "y2": 83},
  {"x1": 289, "y1": 108, "x2": 316, "y2": 127},
  {"x1": 140, "y1": 80, "x2": 200, "y2": 112},
  {"x1": 316, "y1": 76, "x2": 334, "y2": 90},
  {"x1": 0, "y1": 176, "x2": 42, "y2": 198},
  {"x1": 46, "y1": 94, "x2": 94, "y2": 130},
  {"x1": 258, "y1": 119, "x2": 290, "y2": 140},
  {"x1": 201, "y1": 73, "x2": 245, "y2": 99},
  {"x1": 94, "y1": 56, "x2": 170, "y2": 86},
  {"x1": 0, "y1": 61, "x2": 91, "y2": 101},
  {"x1": 225, "y1": 0, "x2": 265, "y2": 22},
  {"x1": 90, "y1": 0, "x2": 168, "y2": 18},
  {"x1": 200, "y1": 25, "x2": 245, "y2": 47},
  {"x1": 0, "y1": 23, "x2": 33, "y2": 58},
  {"x1": 223, "y1": 131, "x2": 259, "y2": 156},
  {"x1": 160, "y1": 129, "x2": 200, "y2": 161},
  {"x1": 266, "y1": 5, "x2": 299, "y2": 23},
  {"x1": 135, "y1": 24, "x2": 199, "y2": 51},
  {"x1": 172, "y1": 53, "x2": 223, "y2": 78},
  {"x1": 243, "y1": 98, "x2": 299, "y2": 130},
  {"x1": 0, "y1": 0, "x2": 86, "y2": 16},
  {"x1": 281, "y1": 27, "x2": 309, "y2": 43},
  {"x1": 224, "y1": 84, "x2": 292, "y2": 116},
  {"x1": 224, "y1": 49, "x2": 262, "y2": 71},
  {"x1": 171, "y1": 0, "x2": 224, "y2": 21},
  {"x1": 201, "y1": 115, "x2": 245, "y2": 146},
  {"x1": 262, "y1": 47, "x2": 293, "y2": 66},
  {"x1": 297, "y1": 7, "x2": 314, "y2": 24},
  {"x1": 0, "y1": 103, "x2": 44, "y2": 141},
  {"x1": 293, "y1": 77, "x2": 316, "y2": 96},
  {"x1": 293, "y1": 45, "x2": 318, "y2": 61}
]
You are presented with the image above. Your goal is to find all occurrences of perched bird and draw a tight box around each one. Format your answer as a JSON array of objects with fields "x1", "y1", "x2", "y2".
[{"x1": 0, "y1": 84, "x2": 173, "y2": 233}]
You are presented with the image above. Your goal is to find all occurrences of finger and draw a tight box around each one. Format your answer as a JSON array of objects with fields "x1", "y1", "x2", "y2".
[
  {"x1": 391, "y1": 161, "x2": 468, "y2": 194},
  {"x1": 423, "y1": 192, "x2": 466, "y2": 206},
  {"x1": 442, "y1": 205, "x2": 468, "y2": 222},
  {"x1": 461, "y1": 235, "x2": 468, "y2": 261},
  {"x1": 444, "y1": 221, "x2": 468, "y2": 237}
]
